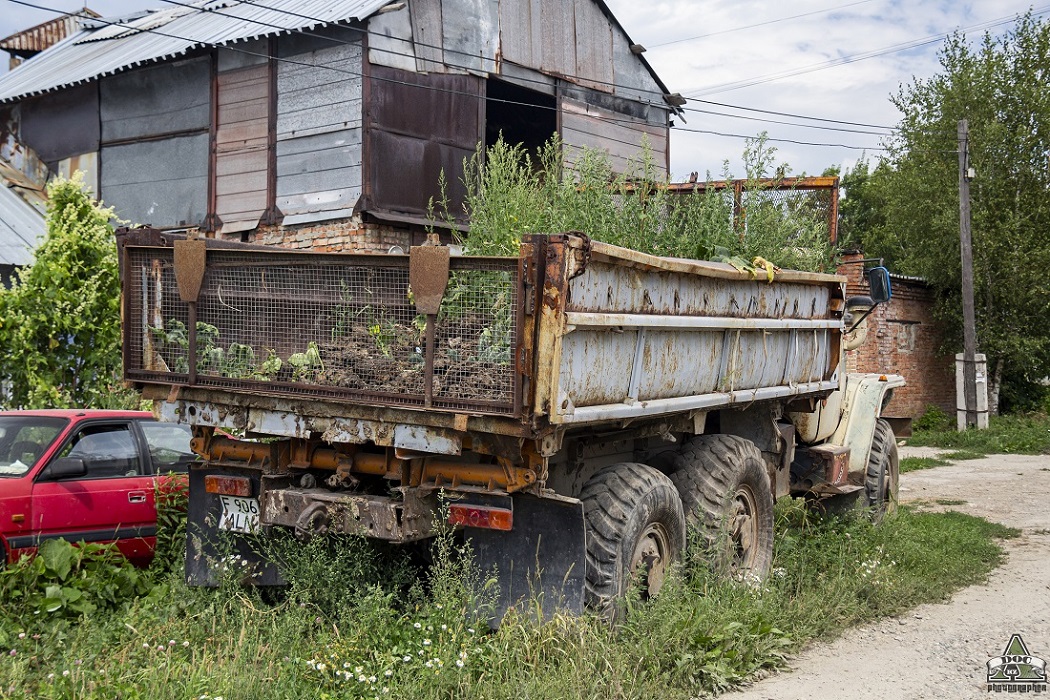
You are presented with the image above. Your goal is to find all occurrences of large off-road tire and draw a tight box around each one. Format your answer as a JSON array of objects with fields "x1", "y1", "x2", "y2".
[
  {"x1": 581, "y1": 462, "x2": 686, "y2": 618},
  {"x1": 669, "y1": 435, "x2": 774, "y2": 580},
  {"x1": 865, "y1": 419, "x2": 899, "y2": 521}
]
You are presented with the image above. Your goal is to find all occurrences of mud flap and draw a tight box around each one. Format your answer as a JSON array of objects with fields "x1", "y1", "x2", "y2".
[
  {"x1": 185, "y1": 464, "x2": 285, "y2": 587},
  {"x1": 466, "y1": 492, "x2": 586, "y2": 626}
]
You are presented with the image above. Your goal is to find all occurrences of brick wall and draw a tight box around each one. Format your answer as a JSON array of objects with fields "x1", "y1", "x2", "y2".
[
  {"x1": 838, "y1": 252, "x2": 955, "y2": 420},
  {"x1": 245, "y1": 214, "x2": 421, "y2": 253}
]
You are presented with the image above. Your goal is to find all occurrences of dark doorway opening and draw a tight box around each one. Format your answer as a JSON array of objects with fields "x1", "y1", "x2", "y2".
[{"x1": 485, "y1": 79, "x2": 557, "y2": 156}]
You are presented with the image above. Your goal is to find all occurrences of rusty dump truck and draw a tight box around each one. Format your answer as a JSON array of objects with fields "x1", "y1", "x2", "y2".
[{"x1": 119, "y1": 230, "x2": 903, "y2": 617}]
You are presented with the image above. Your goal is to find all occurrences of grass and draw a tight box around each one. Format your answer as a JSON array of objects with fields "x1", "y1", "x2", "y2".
[
  {"x1": 907, "y1": 411, "x2": 1050, "y2": 457},
  {"x1": 0, "y1": 500, "x2": 1018, "y2": 700},
  {"x1": 900, "y1": 456, "x2": 950, "y2": 473}
]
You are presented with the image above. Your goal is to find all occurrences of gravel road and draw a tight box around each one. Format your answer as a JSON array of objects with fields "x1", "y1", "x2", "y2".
[{"x1": 721, "y1": 449, "x2": 1050, "y2": 700}]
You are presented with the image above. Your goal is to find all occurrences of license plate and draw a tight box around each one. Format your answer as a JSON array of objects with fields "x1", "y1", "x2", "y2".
[{"x1": 218, "y1": 495, "x2": 260, "y2": 534}]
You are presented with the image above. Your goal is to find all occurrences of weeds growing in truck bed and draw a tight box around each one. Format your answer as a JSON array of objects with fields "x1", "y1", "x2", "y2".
[{"x1": 0, "y1": 501, "x2": 1015, "y2": 699}]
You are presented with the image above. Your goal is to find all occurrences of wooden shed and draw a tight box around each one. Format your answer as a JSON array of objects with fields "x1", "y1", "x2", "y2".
[{"x1": 0, "y1": 0, "x2": 677, "y2": 250}]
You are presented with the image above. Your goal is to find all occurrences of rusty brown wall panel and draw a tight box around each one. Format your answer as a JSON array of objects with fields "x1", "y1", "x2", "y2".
[
  {"x1": 572, "y1": 0, "x2": 614, "y2": 92},
  {"x1": 366, "y1": 65, "x2": 482, "y2": 219},
  {"x1": 368, "y1": 64, "x2": 482, "y2": 142},
  {"x1": 215, "y1": 62, "x2": 268, "y2": 229},
  {"x1": 369, "y1": 129, "x2": 471, "y2": 216},
  {"x1": 19, "y1": 82, "x2": 99, "y2": 163},
  {"x1": 410, "y1": 0, "x2": 444, "y2": 73}
]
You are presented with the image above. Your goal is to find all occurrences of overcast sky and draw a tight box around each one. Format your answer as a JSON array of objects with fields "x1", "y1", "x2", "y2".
[{"x1": 1, "y1": 0, "x2": 1043, "y2": 179}]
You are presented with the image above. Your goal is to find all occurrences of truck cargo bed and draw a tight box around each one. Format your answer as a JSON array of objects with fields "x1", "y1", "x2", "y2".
[{"x1": 121, "y1": 232, "x2": 846, "y2": 433}]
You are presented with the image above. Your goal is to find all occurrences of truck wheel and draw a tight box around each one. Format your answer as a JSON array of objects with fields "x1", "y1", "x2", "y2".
[
  {"x1": 670, "y1": 435, "x2": 774, "y2": 580},
  {"x1": 865, "y1": 419, "x2": 899, "y2": 521},
  {"x1": 581, "y1": 463, "x2": 686, "y2": 618}
]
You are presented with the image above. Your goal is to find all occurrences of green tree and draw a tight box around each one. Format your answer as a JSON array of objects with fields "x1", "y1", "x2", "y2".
[
  {"x1": 869, "y1": 14, "x2": 1050, "y2": 411},
  {"x1": 837, "y1": 157, "x2": 891, "y2": 255},
  {"x1": 0, "y1": 175, "x2": 134, "y2": 409}
]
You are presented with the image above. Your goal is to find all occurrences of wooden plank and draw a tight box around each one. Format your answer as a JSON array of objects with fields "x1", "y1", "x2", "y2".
[
  {"x1": 498, "y1": 0, "x2": 534, "y2": 67},
  {"x1": 572, "y1": 0, "x2": 614, "y2": 92},
  {"x1": 539, "y1": 0, "x2": 576, "y2": 77},
  {"x1": 411, "y1": 0, "x2": 444, "y2": 73},
  {"x1": 216, "y1": 170, "x2": 268, "y2": 197}
]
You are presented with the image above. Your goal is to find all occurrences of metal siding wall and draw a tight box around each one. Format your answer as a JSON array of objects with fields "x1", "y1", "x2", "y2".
[
  {"x1": 19, "y1": 82, "x2": 99, "y2": 163},
  {"x1": 539, "y1": 0, "x2": 576, "y2": 78},
  {"x1": 215, "y1": 63, "x2": 269, "y2": 231},
  {"x1": 99, "y1": 57, "x2": 210, "y2": 141},
  {"x1": 100, "y1": 134, "x2": 209, "y2": 226},
  {"x1": 560, "y1": 96, "x2": 667, "y2": 176},
  {"x1": 276, "y1": 38, "x2": 364, "y2": 220},
  {"x1": 97, "y1": 56, "x2": 211, "y2": 227},
  {"x1": 441, "y1": 0, "x2": 499, "y2": 73},
  {"x1": 368, "y1": 5, "x2": 417, "y2": 72},
  {"x1": 572, "y1": 0, "x2": 614, "y2": 92},
  {"x1": 499, "y1": 0, "x2": 540, "y2": 68},
  {"x1": 611, "y1": 29, "x2": 661, "y2": 103},
  {"x1": 366, "y1": 65, "x2": 482, "y2": 218}
]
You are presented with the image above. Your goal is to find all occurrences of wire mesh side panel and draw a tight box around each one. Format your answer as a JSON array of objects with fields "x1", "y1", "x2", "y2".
[
  {"x1": 434, "y1": 263, "x2": 519, "y2": 409},
  {"x1": 124, "y1": 248, "x2": 521, "y2": 415}
]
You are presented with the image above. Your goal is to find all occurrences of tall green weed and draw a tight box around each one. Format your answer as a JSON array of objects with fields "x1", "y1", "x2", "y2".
[{"x1": 436, "y1": 134, "x2": 837, "y2": 273}]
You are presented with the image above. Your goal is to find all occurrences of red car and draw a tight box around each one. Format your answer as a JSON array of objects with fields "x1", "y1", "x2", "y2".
[{"x1": 0, "y1": 410, "x2": 196, "y2": 567}]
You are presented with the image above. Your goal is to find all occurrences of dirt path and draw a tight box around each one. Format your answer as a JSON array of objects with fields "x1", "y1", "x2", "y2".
[{"x1": 722, "y1": 450, "x2": 1050, "y2": 700}]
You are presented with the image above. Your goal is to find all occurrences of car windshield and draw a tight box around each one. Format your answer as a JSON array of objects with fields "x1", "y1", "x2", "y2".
[{"x1": 0, "y1": 416, "x2": 69, "y2": 477}]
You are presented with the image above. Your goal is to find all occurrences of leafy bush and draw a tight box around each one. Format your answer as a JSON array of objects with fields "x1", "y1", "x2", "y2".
[
  {"x1": 913, "y1": 405, "x2": 954, "y2": 433},
  {"x1": 0, "y1": 540, "x2": 149, "y2": 631},
  {"x1": 150, "y1": 476, "x2": 189, "y2": 577},
  {"x1": 0, "y1": 175, "x2": 138, "y2": 409}
]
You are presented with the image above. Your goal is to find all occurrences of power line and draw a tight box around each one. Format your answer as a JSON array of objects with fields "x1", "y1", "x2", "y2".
[
  {"x1": 673, "y1": 125, "x2": 887, "y2": 151},
  {"x1": 684, "y1": 4, "x2": 1050, "y2": 97},
  {"x1": 685, "y1": 98, "x2": 895, "y2": 131},
  {"x1": 684, "y1": 106, "x2": 892, "y2": 136},
  {"x1": 648, "y1": 0, "x2": 876, "y2": 50}
]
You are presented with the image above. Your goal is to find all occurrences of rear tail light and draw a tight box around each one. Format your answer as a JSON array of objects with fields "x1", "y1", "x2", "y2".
[
  {"x1": 204, "y1": 475, "x2": 252, "y2": 497},
  {"x1": 448, "y1": 504, "x2": 513, "y2": 531}
]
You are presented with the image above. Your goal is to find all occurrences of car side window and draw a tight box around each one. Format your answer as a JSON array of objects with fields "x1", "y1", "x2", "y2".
[
  {"x1": 138, "y1": 422, "x2": 197, "y2": 474},
  {"x1": 57, "y1": 424, "x2": 141, "y2": 478}
]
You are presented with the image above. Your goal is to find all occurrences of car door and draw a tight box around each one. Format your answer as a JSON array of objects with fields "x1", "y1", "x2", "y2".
[{"x1": 30, "y1": 420, "x2": 157, "y2": 566}]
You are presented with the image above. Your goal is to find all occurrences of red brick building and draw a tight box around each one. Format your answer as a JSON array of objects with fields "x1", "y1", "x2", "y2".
[{"x1": 838, "y1": 252, "x2": 955, "y2": 432}]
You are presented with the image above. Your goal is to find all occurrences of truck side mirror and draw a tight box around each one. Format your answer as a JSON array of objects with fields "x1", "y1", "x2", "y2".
[{"x1": 868, "y1": 266, "x2": 892, "y2": 304}]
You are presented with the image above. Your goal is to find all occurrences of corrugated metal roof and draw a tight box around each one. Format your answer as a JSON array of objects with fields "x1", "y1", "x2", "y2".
[
  {"x1": 0, "y1": 9, "x2": 99, "y2": 55},
  {"x1": 0, "y1": 0, "x2": 393, "y2": 103},
  {"x1": 0, "y1": 183, "x2": 44, "y2": 267}
]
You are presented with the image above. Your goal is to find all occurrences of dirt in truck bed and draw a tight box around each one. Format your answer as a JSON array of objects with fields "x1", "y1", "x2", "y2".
[{"x1": 315, "y1": 317, "x2": 510, "y2": 401}]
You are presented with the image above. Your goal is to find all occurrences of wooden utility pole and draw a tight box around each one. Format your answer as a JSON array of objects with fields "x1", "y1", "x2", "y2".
[{"x1": 958, "y1": 120, "x2": 978, "y2": 428}]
